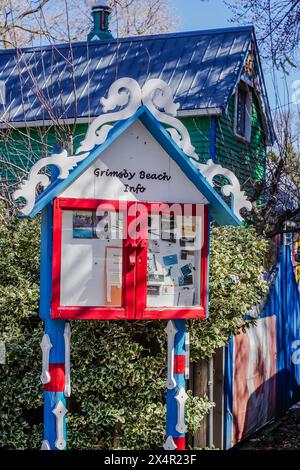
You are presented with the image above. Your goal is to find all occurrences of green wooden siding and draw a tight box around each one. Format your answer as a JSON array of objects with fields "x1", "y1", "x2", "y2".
[
  {"x1": 215, "y1": 93, "x2": 266, "y2": 195},
  {"x1": 0, "y1": 124, "x2": 88, "y2": 191},
  {"x1": 181, "y1": 116, "x2": 211, "y2": 164}
]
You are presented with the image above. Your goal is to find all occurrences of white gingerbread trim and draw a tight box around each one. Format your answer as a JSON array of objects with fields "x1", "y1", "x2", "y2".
[
  {"x1": 76, "y1": 77, "x2": 142, "y2": 154},
  {"x1": 142, "y1": 79, "x2": 197, "y2": 159},
  {"x1": 165, "y1": 320, "x2": 178, "y2": 390},
  {"x1": 13, "y1": 149, "x2": 88, "y2": 216},
  {"x1": 76, "y1": 77, "x2": 197, "y2": 158},
  {"x1": 163, "y1": 436, "x2": 177, "y2": 451},
  {"x1": 40, "y1": 440, "x2": 51, "y2": 450},
  {"x1": 194, "y1": 159, "x2": 252, "y2": 221},
  {"x1": 40, "y1": 333, "x2": 52, "y2": 385},
  {"x1": 52, "y1": 400, "x2": 67, "y2": 450},
  {"x1": 13, "y1": 77, "x2": 252, "y2": 220},
  {"x1": 175, "y1": 387, "x2": 188, "y2": 434}
]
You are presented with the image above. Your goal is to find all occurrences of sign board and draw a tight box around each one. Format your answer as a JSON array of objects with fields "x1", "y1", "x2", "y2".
[{"x1": 51, "y1": 120, "x2": 209, "y2": 320}]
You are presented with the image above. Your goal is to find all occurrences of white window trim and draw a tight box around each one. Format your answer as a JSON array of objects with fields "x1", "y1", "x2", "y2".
[{"x1": 234, "y1": 81, "x2": 253, "y2": 143}]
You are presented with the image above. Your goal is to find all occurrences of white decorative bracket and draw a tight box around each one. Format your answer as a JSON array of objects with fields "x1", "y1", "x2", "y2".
[
  {"x1": 64, "y1": 322, "x2": 71, "y2": 397},
  {"x1": 13, "y1": 77, "x2": 252, "y2": 222},
  {"x1": 52, "y1": 400, "x2": 67, "y2": 450},
  {"x1": 40, "y1": 440, "x2": 51, "y2": 450},
  {"x1": 165, "y1": 320, "x2": 177, "y2": 390},
  {"x1": 40, "y1": 334, "x2": 52, "y2": 385},
  {"x1": 163, "y1": 436, "x2": 177, "y2": 451},
  {"x1": 194, "y1": 159, "x2": 252, "y2": 221},
  {"x1": 175, "y1": 387, "x2": 188, "y2": 434},
  {"x1": 185, "y1": 332, "x2": 190, "y2": 380},
  {"x1": 12, "y1": 149, "x2": 88, "y2": 216},
  {"x1": 13, "y1": 78, "x2": 197, "y2": 216}
]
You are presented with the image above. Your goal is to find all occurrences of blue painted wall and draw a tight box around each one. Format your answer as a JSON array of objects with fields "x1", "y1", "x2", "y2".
[{"x1": 224, "y1": 241, "x2": 300, "y2": 448}]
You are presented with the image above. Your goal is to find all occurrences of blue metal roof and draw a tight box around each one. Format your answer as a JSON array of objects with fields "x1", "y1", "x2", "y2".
[{"x1": 0, "y1": 26, "x2": 272, "y2": 138}]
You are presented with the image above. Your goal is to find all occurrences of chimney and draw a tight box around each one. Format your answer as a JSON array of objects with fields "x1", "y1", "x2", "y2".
[{"x1": 88, "y1": 1, "x2": 113, "y2": 41}]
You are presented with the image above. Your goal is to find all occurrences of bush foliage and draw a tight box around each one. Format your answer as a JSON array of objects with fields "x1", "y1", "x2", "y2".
[{"x1": 0, "y1": 205, "x2": 268, "y2": 449}]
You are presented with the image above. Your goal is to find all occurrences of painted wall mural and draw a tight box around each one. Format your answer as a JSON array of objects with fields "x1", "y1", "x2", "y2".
[{"x1": 232, "y1": 316, "x2": 277, "y2": 444}]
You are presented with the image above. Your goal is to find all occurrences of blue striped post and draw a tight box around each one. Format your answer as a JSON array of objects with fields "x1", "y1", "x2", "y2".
[
  {"x1": 40, "y1": 204, "x2": 68, "y2": 450},
  {"x1": 164, "y1": 319, "x2": 188, "y2": 450}
]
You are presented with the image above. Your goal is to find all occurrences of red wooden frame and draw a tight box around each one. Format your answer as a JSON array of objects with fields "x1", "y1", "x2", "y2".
[{"x1": 51, "y1": 198, "x2": 208, "y2": 320}]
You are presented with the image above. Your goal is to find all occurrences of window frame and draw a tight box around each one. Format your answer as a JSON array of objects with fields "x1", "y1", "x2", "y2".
[
  {"x1": 234, "y1": 81, "x2": 253, "y2": 143},
  {"x1": 51, "y1": 197, "x2": 208, "y2": 321}
]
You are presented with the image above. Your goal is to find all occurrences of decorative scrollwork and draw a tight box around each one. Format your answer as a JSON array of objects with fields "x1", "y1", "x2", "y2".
[
  {"x1": 76, "y1": 77, "x2": 197, "y2": 158},
  {"x1": 194, "y1": 159, "x2": 252, "y2": 220},
  {"x1": 13, "y1": 77, "x2": 252, "y2": 221},
  {"x1": 142, "y1": 79, "x2": 198, "y2": 159},
  {"x1": 13, "y1": 148, "x2": 89, "y2": 216},
  {"x1": 76, "y1": 77, "x2": 142, "y2": 154},
  {"x1": 13, "y1": 77, "x2": 199, "y2": 215}
]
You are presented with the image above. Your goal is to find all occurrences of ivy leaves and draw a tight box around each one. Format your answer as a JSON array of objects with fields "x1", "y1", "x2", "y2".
[{"x1": 190, "y1": 225, "x2": 268, "y2": 358}]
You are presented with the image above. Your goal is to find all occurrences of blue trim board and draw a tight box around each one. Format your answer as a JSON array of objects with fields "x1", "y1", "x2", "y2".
[
  {"x1": 166, "y1": 320, "x2": 186, "y2": 439},
  {"x1": 224, "y1": 337, "x2": 233, "y2": 450},
  {"x1": 45, "y1": 318, "x2": 65, "y2": 364},
  {"x1": 173, "y1": 319, "x2": 186, "y2": 355},
  {"x1": 206, "y1": 213, "x2": 212, "y2": 318},
  {"x1": 39, "y1": 204, "x2": 53, "y2": 320},
  {"x1": 28, "y1": 106, "x2": 241, "y2": 227}
]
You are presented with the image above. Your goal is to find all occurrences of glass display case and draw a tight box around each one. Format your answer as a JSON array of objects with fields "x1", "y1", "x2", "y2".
[{"x1": 52, "y1": 198, "x2": 208, "y2": 320}]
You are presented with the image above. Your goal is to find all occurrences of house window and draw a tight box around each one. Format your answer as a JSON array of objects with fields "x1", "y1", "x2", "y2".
[{"x1": 235, "y1": 83, "x2": 252, "y2": 141}]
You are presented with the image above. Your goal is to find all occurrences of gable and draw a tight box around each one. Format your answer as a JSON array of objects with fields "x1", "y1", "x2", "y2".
[
  {"x1": 60, "y1": 120, "x2": 207, "y2": 205},
  {"x1": 13, "y1": 90, "x2": 249, "y2": 226}
]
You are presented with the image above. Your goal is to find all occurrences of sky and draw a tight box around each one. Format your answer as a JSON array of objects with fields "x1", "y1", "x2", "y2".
[
  {"x1": 173, "y1": 0, "x2": 233, "y2": 31},
  {"x1": 171, "y1": 0, "x2": 300, "y2": 122}
]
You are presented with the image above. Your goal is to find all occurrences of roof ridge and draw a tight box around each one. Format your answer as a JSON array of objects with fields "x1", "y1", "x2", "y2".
[{"x1": 0, "y1": 25, "x2": 254, "y2": 56}]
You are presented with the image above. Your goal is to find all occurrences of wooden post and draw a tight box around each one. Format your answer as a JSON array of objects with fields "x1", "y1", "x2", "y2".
[
  {"x1": 39, "y1": 204, "x2": 68, "y2": 450},
  {"x1": 164, "y1": 320, "x2": 188, "y2": 450},
  {"x1": 193, "y1": 358, "x2": 209, "y2": 448}
]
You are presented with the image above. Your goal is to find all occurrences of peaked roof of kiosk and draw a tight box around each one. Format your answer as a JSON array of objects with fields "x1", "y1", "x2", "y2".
[
  {"x1": 0, "y1": 26, "x2": 273, "y2": 141},
  {"x1": 15, "y1": 106, "x2": 243, "y2": 226}
]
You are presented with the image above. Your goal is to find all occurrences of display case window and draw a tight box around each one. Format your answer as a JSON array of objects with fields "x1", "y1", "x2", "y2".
[
  {"x1": 60, "y1": 209, "x2": 123, "y2": 308},
  {"x1": 52, "y1": 198, "x2": 208, "y2": 320},
  {"x1": 147, "y1": 213, "x2": 201, "y2": 308}
]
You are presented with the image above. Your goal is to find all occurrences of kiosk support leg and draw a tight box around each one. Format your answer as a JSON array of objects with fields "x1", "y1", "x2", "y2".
[
  {"x1": 40, "y1": 319, "x2": 70, "y2": 450},
  {"x1": 164, "y1": 319, "x2": 188, "y2": 451},
  {"x1": 39, "y1": 205, "x2": 70, "y2": 450}
]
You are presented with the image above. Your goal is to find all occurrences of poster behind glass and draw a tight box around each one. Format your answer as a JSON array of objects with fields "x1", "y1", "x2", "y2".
[
  {"x1": 60, "y1": 210, "x2": 123, "y2": 307},
  {"x1": 147, "y1": 212, "x2": 202, "y2": 308}
]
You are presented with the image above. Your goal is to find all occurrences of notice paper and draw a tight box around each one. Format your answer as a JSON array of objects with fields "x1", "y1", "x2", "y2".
[{"x1": 105, "y1": 246, "x2": 122, "y2": 305}]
